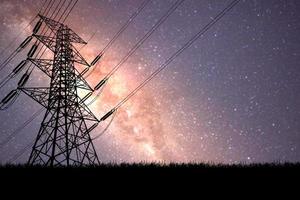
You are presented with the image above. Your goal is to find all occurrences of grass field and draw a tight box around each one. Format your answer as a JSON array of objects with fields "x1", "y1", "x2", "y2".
[{"x1": 0, "y1": 162, "x2": 299, "y2": 169}]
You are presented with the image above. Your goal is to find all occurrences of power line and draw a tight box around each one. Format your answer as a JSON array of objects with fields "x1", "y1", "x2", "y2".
[
  {"x1": 0, "y1": 0, "x2": 55, "y2": 73},
  {"x1": 78, "y1": 31, "x2": 97, "y2": 52},
  {"x1": 0, "y1": 0, "x2": 75, "y2": 91},
  {"x1": 0, "y1": 0, "x2": 48, "y2": 58},
  {"x1": 0, "y1": 0, "x2": 72, "y2": 110},
  {"x1": 87, "y1": 0, "x2": 185, "y2": 105},
  {"x1": 62, "y1": 0, "x2": 79, "y2": 23},
  {"x1": 113, "y1": 0, "x2": 241, "y2": 111},
  {"x1": 0, "y1": 108, "x2": 44, "y2": 151},
  {"x1": 106, "y1": 0, "x2": 185, "y2": 79},
  {"x1": 84, "y1": 0, "x2": 151, "y2": 79},
  {"x1": 0, "y1": 0, "x2": 57, "y2": 90},
  {"x1": 0, "y1": 0, "x2": 68, "y2": 92},
  {"x1": 7, "y1": 141, "x2": 34, "y2": 164},
  {"x1": 102, "y1": 0, "x2": 151, "y2": 55},
  {"x1": 92, "y1": 110, "x2": 117, "y2": 140}
]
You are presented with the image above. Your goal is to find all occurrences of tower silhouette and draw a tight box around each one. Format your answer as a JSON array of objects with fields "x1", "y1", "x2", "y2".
[{"x1": 20, "y1": 15, "x2": 100, "y2": 166}]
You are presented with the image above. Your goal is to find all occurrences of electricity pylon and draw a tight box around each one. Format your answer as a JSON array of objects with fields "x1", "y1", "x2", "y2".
[{"x1": 19, "y1": 15, "x2": 100, "y2": 166}]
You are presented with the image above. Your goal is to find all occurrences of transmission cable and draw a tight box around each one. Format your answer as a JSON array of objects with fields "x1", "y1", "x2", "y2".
[
  {"x1": 62, "y1": 0, "x2": 79, "y2": 23},
  {"x1": 0, "y1": 108, "x2": 44, "y2": 151},
  {"x1": 87, "y1": 0, "x2": 185, "y2": 105},
  {"x1": 7, "y1": 141, "x2": 34, "y2": 164},
  {"x1": 92, "y1": 110, "x2": 117, "y2": 140},
  {"x1": 0, "y1": 0, "x2": 55, "y2": 73},
  {"x1": 99, "y1": 0, "x2": 242, "y2": 124},
  {"x1": 0, "y1": 0, "x2": 57, "y2": 89},
  {"x1": 84, "y1": 0, "x2": 151, "y2": 79},
  {"x1": 103, "y1": 0, "x2": 150, "y2": 55},
  {"x1": 0, "y1": 0, "x2": 66, "y2": 91},
  {"x1": 0, "y1": 0, "x2": 48, "y2": 58},
  {"x1": 0, "y1": 1, "x2": 68, "y2": 110},
  {"x1": 78, "y1": 31, "x2": 97, "y2": 52}
]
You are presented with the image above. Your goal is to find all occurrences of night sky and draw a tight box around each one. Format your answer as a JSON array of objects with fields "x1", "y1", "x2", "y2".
[{"x1": 0, "y1": 0, "x2": 299, "y2": 164}]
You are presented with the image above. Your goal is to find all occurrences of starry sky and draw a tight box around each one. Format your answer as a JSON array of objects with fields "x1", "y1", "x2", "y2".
[{"x1": 0, "y1": 0, "x2": 299, "y2": 164}]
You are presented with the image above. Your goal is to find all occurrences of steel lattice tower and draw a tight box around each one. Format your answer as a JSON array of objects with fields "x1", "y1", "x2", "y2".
[{"x1": 19, "y1": 15, "x2": 100, "y2": 166}]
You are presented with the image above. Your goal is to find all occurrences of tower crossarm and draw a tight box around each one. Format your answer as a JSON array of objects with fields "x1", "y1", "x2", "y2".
[
  {"x1": 38, "y1": 14, "x2": 87, "y2": 45},
  {"x1": 28, "y1": 58, "x2": 53, "y2": 77},
  {"x1": 19, "y1": 86, "x2": 98, "y2": 123},
  {"x1": 33, "y1": 34, "x2": 90, "y2": 67},
  {"x1": 19, "y1": 87, "x2": 50, "y2": 108},
  {"x1": 28, "y1": 57, "x2": 93, "y2": 91},
  {"x1": 71, "y1": 44, "x2": 91, "y2": 66},
  {"x1": 34, "y1": 34, "x2": 57, "y2": 52}
]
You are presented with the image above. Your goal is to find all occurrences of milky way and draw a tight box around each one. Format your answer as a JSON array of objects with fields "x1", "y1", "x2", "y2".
[{"x1": 0, "y1": 0, "x2": 299, "y2": 164}]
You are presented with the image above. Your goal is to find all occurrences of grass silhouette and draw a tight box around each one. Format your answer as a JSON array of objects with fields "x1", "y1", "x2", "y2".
[
  {"x1": 0, "y1": 162, "x2": 298, "y2": 169},
  {"x1": 0, "y1": 162, "x2": 298, "y2": 184}
]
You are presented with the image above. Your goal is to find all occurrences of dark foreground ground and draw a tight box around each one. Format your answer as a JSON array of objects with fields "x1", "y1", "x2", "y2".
[
  {"x1": 0, "y1": 163, "x2": 298, "y2": 192},
  {"x1": 1, "y1": 162, "x2": 299, "y2": 168},
  {"x1": 0, "y1": 162, "x2": 299, "y2": 177}
]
